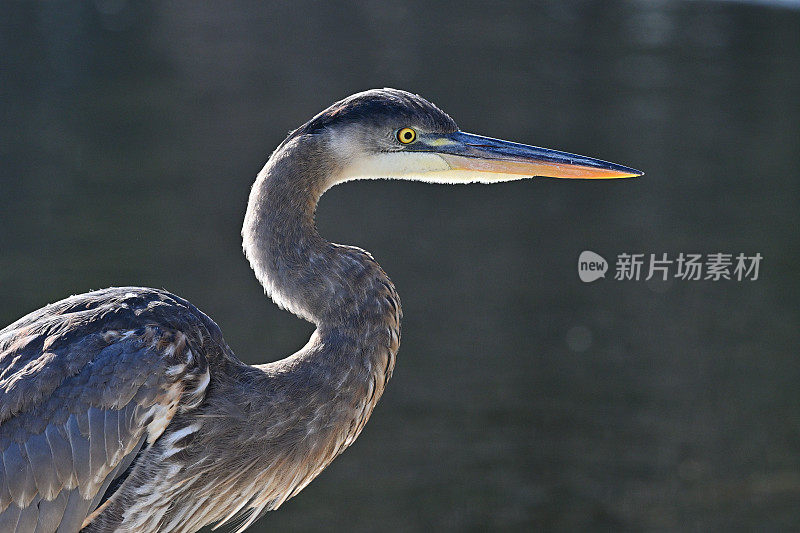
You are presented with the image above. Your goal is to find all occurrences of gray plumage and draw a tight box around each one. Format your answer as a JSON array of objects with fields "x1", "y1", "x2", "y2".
[{"x1": 0, "y1": 88, "x2": 640, "y2": 532}]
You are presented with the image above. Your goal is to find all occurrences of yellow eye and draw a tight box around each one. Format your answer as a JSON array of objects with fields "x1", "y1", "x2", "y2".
[{"x1": 397, "y1": 127, "x2": 417, "y2": 144}]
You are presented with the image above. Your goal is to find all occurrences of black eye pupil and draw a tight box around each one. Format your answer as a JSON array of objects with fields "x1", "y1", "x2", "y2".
[{"x1": 398, "y1": 128, "x2": 415, "y2": 143}]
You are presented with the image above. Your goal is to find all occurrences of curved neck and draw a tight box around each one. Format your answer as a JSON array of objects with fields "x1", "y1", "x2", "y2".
[{"x1": 242, "y1": 134, "x2": 401, "y2": 351}]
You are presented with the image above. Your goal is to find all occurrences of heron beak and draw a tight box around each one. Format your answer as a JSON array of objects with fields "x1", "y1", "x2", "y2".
[{"x1": 422, "y1": 131, "x2": 642, "y2": 180}]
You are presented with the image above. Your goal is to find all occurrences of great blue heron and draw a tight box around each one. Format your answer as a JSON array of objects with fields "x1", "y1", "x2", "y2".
[{"x1": 0, "y1": 88, "x2": 641, "y2": 532}]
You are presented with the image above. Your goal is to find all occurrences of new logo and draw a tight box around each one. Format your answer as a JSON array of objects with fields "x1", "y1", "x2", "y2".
[{"x1": 578, "y1": 251, "x2": 608, "y2": 282}]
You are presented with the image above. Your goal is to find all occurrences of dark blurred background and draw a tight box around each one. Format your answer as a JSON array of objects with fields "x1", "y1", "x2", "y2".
[{"x1": 1, "y1": 1, "x2": 799, "y2": 531}]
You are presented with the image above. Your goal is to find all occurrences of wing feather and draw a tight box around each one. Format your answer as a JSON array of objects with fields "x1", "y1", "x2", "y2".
[
  {"x1": 65, "y1": 416, "x2": 91, "y2": 497},
  {"x1": 16, "y1": 499, "x2": 37, "y2": 531},
  {"x1": 56, "y1": 488, "x2": 89, "y2": 533},
  {"x1": 24, "y1": 433, "x2": 59, "y2": 500},
  {"x1": 0, "y1": 500, "x2": 20, "y2": 531},
  {"x1": 34, "y1": 491, "x2": 67, "y2": 533},
  {"x1": 4, "y1": 443, "x2": 36, "y2": 507},
  {"x1": 103, "y1": 409, "x2": 122, "y2": 466},
  {"x1": 87, "y1": 407, "x2": 107, "y2": 487},
  {"x1": 44, "y1": 425, "x2": 74, "y2": 490},
  {"x1": 0, "y1": 448, "x2": 11, "y2": 510},
  {"x1": 0, "y1": 287, "x2": 226, "y2": 532}
]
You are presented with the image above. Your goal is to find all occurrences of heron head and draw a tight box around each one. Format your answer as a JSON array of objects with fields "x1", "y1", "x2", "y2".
[{"x1": 287, "y1": 88, "x2": 642, "y2": 186}]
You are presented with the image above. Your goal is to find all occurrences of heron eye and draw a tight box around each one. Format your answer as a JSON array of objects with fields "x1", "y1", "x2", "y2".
[{"x1": 397, "y1": 127, "x2": 417, "y2": 144}]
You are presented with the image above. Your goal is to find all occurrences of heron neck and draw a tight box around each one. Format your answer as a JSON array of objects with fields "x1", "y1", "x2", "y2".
[{"x1": 242, "y1": 135, "x2": 401, "y2": 351}]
